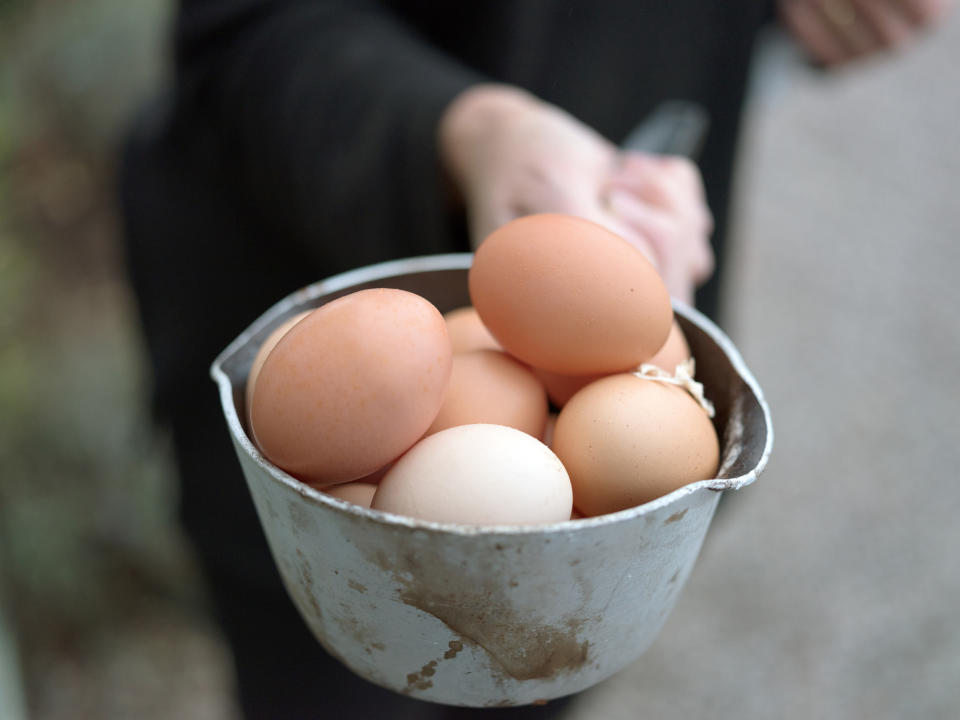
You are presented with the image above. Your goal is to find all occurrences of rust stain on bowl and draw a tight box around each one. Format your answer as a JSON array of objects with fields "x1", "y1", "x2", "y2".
[
  {"x1": 444, "y1": 640, "x2": 464, "y2": 659},
  {"x1": 404, "y1": 660, "x2": 438, "y2": 693},
  {"x1": 401, "y1": 587, "x2": 590, "y2": 681},
  {"x1": 293, "y1": 548, "x2": 325, "y2": 621},
  {"x1": 359, "y1": 540, "x2": 591, "y2": 684}
]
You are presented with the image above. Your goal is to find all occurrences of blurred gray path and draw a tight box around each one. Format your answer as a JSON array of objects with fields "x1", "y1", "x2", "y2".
[{"x1": 571, "y1": 14, "x2": 960, "y2": 720}]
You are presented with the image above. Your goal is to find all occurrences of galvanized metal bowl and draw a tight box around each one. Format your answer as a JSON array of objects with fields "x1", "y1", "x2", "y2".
[{"x1": 210, "y1": 253, "x2": 772, "y2": 708}]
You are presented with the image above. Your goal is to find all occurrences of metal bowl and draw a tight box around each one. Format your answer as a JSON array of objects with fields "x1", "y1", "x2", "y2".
[{"x1": 210, "y1": 253, "x2": 772, "y2": 708}]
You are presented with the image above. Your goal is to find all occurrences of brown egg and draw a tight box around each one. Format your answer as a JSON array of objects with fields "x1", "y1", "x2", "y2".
[
  {"x1": 552, "y1": 373, "x2": 719, "y2": 516},
  {"x1": 647, "y1": 320, "x2": 691, "y2": 374},
  {"x1": 535, "y1": 368, "x2": 606, "y2": 408},
  {"x1": 426, "y1": 350, "x2": 548, "y2": 439},
  {"x1": 535, "y1": 318, "x2": 692, "y2": 407},
  {"x1": 542, "y1": 412, "x2": 558, "y2": 449},
  {"x1": 251, "y1": 288, "x2": 452, "y2": 486},
  {"x1": 372, "y1": 424, "x2": 572, "y2": 526},
  {"x1": 353, "y1": 462, "x2": 393, "y2": 485},
  {"x1": 245, "y1": 311, "x2": 311, "y2": 426},
  {"x1": 443, "y1": 306, "x2": 500, "y2": 354},
  {"x1": 322, "y1": 482, "x2": 378, "y2": 508},
  {"x1": 469, "y1": 214, "x2": 672, "y2": 375}
]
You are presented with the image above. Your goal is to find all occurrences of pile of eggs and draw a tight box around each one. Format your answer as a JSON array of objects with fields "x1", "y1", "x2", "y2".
[{"x1": 247, "y1": 214, "x2": 719, "y2": 525}]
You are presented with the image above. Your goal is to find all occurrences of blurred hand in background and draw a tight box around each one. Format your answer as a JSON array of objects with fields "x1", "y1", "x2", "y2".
[
  {"x1": 780, "y1": 0, "x2": 951, "y2": 66},
  {"x1": 439, "y1": 84, "x2": 714, "y2": 304}
]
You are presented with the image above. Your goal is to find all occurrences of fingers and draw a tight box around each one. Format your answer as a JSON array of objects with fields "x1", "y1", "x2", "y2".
[
  {"x1": 780, "y1": 0, "x2": 864, "y2": 65},
  {"x1": 605, "y1": 188, "x2": 714, "y2": 301},
  {"x1": 853, "y1": 0, "x2": 914, "y2": 47},
  {"x1": 607, "y1": 153, "x2": 713, "y2": 235},
  {"x1": 452, "y1": 90, "x2": 716, "y2": 303},
  {"x1": 780, "y1": 0, "x2": 951, "y2": 66},
  {"x1": 892, "y1": 0, "x2": 951, "y2": 25}
]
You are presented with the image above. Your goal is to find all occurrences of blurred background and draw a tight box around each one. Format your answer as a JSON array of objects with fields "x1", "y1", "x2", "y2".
[{"x1": 1, "y1": 2, "x2": 957, "y2": 719}]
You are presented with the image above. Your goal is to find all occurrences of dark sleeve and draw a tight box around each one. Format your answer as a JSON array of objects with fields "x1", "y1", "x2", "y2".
[{"x1": 173, "y1": 0, "x2": 483, "y2": 268}]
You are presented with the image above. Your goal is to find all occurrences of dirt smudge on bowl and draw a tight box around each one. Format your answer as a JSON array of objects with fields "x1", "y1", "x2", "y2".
[
  {"x1": 405, "y1": 660, "x2": 437, "y2": 692},
  {"x1": 360, "y1": 533, "x2": 591, "y2": 684},
  {"x1": 444, "y1": 640, "x2": 463, "y2": 660}
]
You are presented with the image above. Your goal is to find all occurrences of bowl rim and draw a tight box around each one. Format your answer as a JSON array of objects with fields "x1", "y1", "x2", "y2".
[{"x1": 210, "y1": 253, "x2": 773, "y2": 537}]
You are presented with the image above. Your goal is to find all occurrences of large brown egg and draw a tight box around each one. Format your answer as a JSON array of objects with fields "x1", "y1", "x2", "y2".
[
  {"x1": 552, "y1": 373, "x2": 719, "y2": 516},
  {"x1": 469, "y1": 214, "x2": 672, "y2": 375},
  {"x1": 251, "y1": 288, "x2": 452, "y2": 486},
  {"x1": 426, "y1": 349, "x2": 548, "y2": 438}
]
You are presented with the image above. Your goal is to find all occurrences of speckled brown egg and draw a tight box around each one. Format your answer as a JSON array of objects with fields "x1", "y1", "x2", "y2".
[
  {"x1": 552, "y1": 373, "x2": 719, "y2": 516},
  {"x1": 251, "y1": 288, "x2": 452, "y2": 486},
  {"x1": 426, "y1": 349, "x2": 548, "y2": 439},
  {"x1": 469, "y1": 213, "x2": 672, "y2": 375}
]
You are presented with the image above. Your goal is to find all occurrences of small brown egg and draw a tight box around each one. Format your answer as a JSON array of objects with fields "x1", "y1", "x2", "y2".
[
  {"x1": 426, "y1": 350, "x2": 548, "y2": 438},
  {"x1": 647, "y1": 319, "x2": 691, "y2": 374},
  {"x1": 533, "y1": 318, "x2": 691, "y2": 407},
  {"x1": 552, "y1": 373, "x2": 719, "y2": 516},
  {"x1": 534, "y1": 318, "x2": 691, "y2": 407},
  {"x1": 469, "y1": 214, "x2": 672, "y2": 374},
  {"x1": 443, "y1": 306, "x2": 500, "y2": 353},
  {"x1": 542, "y1": 413, "x2": 558, "y2": 448},
  {"x1": 251, "y1": 288, "x2": 452, "y2": 485},
  {"x1": 535, "y1": 368, "x2": 606, "y2": 408},
  {"x1": 353, "y1": 462, "x2": 393, "y2": 485},
  {"x1": 372, "y1": 424, "x2": 572, "y2": 526},
  {"x1": 322, "y1": 482, "x2": 377, "y2": 508},
  {"x1": 245, "y1": 311, "x2": 311, "y2": 426}
]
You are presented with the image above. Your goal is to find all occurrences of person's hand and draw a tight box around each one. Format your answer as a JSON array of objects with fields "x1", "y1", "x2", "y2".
[
  {"x1": 438, "y1": 84, "x2": 713, "y2": 303},
  {"x1": 779, "y1": 0, "x2": 950, "y2": 66},
  {"x1": 603, "y1": 153, "x2": 714, "y2": 306}
]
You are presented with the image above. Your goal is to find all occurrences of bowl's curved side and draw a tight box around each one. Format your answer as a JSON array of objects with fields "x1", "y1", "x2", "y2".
[
  {"x1": 671, "y1": 300, "x2": 773, "y2": 492},
  {"x1": 235, "y1": 440, "x2": 723, "y2": 706}
]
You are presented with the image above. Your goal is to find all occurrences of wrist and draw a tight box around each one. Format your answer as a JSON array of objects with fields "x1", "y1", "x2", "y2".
[{"x1": 438, "y1": 84, "x2": 539, "y2": 202}]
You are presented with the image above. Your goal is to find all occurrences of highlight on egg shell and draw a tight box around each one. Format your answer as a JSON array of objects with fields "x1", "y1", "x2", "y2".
[
  {"x1": 425, "y1": 349, "x2": 548, "y2": 439},
  {"x1": 469, "y1": 213, "x2": 673, "y2": 375},
  {"x1": 250, "y1": 288, "x2": 452, "y2": 486},
  {"x1": 551, "y1": 373, "x2": 719, "y2": 517},
  {"x1": 372, "y1": 424, "x2": 573, "y2": 526}
]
